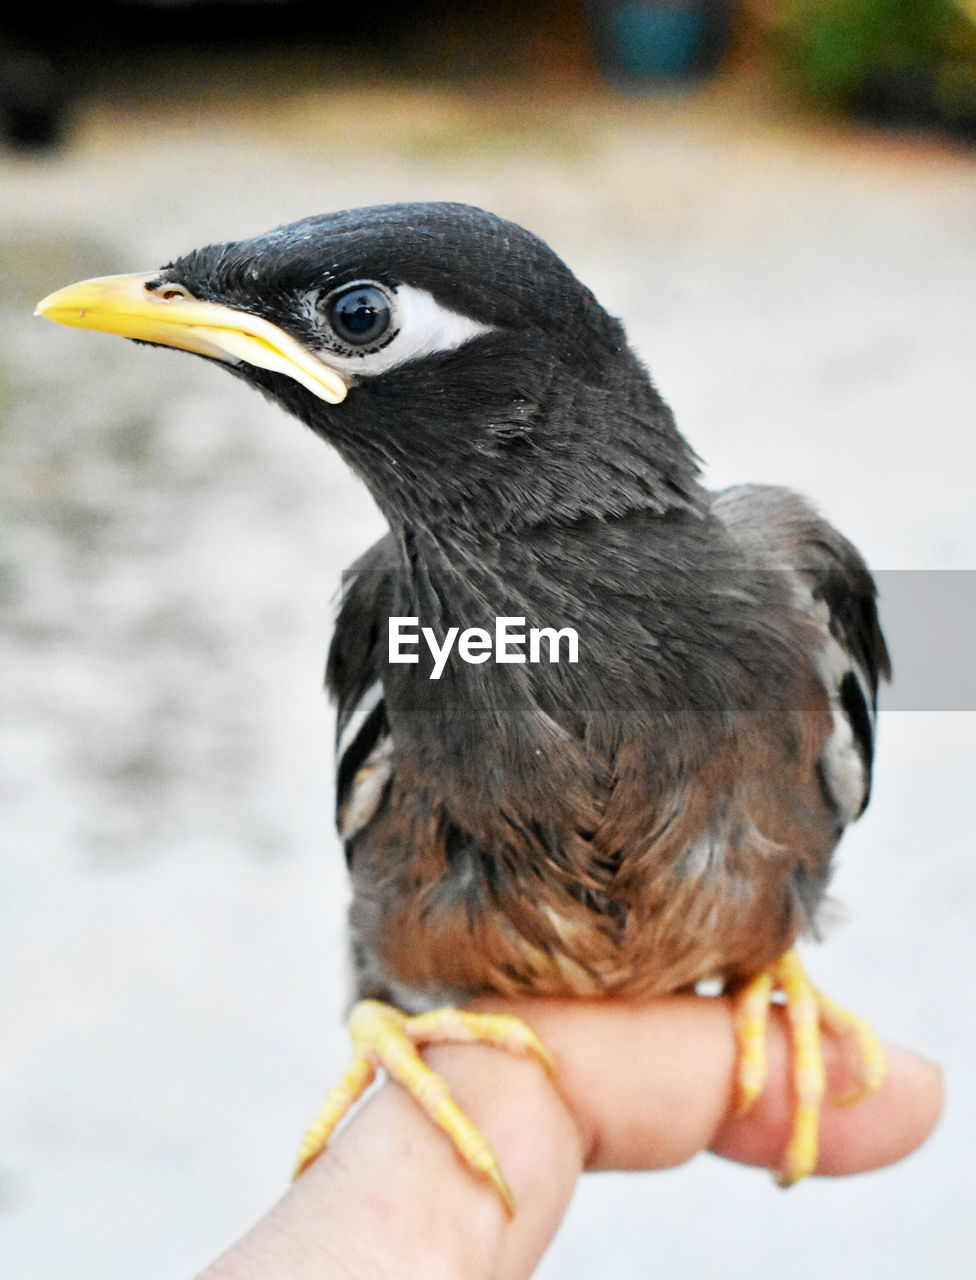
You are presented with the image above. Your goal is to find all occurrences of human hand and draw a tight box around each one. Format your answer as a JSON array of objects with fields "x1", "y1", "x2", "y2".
[{"x1": 198, "y1": 994, "x2": 942, "y2": 1280}]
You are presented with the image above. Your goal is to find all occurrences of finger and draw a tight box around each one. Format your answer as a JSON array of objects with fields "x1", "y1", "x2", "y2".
[
  {"x1": 479, "y1": 994, "x2": 739, "y2": 1170},
  {"x1": 711, "y1": 1035, "x2": 944, "y2": 1175},
  {"x1": 200, "y1": 1038, "x2": 580, "y2": 1280},
  {"x1": 476, "y1": 995, "x2": 943, "y2": 1177},
  {"x1": 200, "y1": 996, "x2": 941, "y2": 1280}
]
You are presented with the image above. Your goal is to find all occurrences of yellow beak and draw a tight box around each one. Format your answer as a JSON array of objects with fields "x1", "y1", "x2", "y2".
[{"x1": 35, "y1": 272, "x2": 348, "y2": 405}]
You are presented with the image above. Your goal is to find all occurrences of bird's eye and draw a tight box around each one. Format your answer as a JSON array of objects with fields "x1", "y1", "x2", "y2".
[{"x1": 326, "y1": 283, "x2": 393, "y2": 348}]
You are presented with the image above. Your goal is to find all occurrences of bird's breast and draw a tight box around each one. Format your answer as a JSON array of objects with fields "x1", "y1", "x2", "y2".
[{"x1": 347, "y1": 706, "x2": 825, "y2": 1007}]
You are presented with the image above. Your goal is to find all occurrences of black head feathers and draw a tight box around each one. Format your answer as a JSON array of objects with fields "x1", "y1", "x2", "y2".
[{"x1": 38, "y1": 202, "x2": 704, "y2": 533}]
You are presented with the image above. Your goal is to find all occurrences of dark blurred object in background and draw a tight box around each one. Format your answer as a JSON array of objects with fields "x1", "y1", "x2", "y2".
[
  {"x1": 0, "y1": 0, "x2": 405, "y2": 151},
  {"x1": 0, "y1": 38, "x2": 68, "y2": 150},
  {"x1": 585, "y1": 1, "x2": 732, "y2": 84},
  {"x1": 0, "y1": 0, "x2": 736, "y2": 152},
  {"x1": 765, "y1": 0, "x2": 976, "y2": 141},
  {"x1": 4, "y1": 0, "x2": 976, "y2": 150}
]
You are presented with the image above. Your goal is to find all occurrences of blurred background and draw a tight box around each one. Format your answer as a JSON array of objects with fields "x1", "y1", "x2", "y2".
[{"x1": 2, "y1": 2, "x2": 974, "y2": 1277}]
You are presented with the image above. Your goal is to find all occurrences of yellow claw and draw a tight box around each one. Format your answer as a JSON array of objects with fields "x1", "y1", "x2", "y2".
[
  {"x1": 732, "y1": 948, "x2": 886, "y2": 1187},
  {"x1": 733, "y1": 968, "x2": 774, "y2": 1114},
  {"x1": 817, "y1": 990, "x2": 888, "y2": 1106},
  {"x1": 294, "y1": 999, "x2": 554, "y2": 1215},
  {"x1": 775, "y1": 948, "x2": 827, "y2": 1186},
  {"x1": 293, "y1": 1053, "x2": 376, "y2": 1179}
]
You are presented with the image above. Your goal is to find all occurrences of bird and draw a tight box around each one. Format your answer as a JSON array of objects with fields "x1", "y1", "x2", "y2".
[{"x1": 36, "y1": 201, "x2": 890, "y2": 1210}]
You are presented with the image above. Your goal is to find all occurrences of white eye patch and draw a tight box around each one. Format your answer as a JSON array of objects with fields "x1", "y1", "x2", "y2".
[{"x1": 303, "y1": 283, "x2": 495, "y2": 379}]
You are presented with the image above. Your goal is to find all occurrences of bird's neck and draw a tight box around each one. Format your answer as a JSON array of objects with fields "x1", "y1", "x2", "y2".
[
  {"x1": 320, "y1": 346, "x2": 706, "y2": 540},
  {"x1": 384, "y1": 499, "x2": 718, "y2": 672}
]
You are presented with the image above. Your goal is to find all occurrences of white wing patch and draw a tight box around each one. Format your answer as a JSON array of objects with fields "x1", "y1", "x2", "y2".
[
  {"x1": 338, "y1": 735, "x2": 393, "y2": 841},
  {"x1": 336, "y1": 678, "x2": 392, "y2": 842},
  {"x1": 336, "y1": 678, "x2": 383, "y2": 763},
  {"x1": 791, "y1": 573, "x2": 871, "y2": 826}
]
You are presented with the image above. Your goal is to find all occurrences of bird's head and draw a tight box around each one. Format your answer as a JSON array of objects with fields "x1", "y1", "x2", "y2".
[{"x1": 36, "y1": 202, "x2": 700, "y2": 536}]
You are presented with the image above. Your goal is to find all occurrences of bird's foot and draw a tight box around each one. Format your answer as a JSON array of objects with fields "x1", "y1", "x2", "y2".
[
  {"x1": 732, "y1": 948, "x2": 886, "y2": 1186},
  {"x1": 293, "y1": 999, "x2": 555, "y2": 1214}
]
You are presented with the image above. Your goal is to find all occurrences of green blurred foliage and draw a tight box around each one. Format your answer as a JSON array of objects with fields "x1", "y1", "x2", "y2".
[{"x1": 774, "y1": 0, "x2": 976, "y2": 109}]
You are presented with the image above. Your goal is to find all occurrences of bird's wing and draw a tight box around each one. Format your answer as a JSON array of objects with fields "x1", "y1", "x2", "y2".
[
  {"x1": 326, "y1": 534, "x2": 398, "y2": 855},
  {"x1": 713, "y1": 484, "x2": 891, "y2": 826}
]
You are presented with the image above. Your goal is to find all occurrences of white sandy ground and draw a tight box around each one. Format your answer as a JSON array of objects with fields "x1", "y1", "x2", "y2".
[{"x1": 1, "y1": 59, "x2": 975, "y2": 1279}]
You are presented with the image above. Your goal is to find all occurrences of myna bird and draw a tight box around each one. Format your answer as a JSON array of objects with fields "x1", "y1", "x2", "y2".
[{"x1": 36, "y1": 202, "x2": 889, "y2": 1209}]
